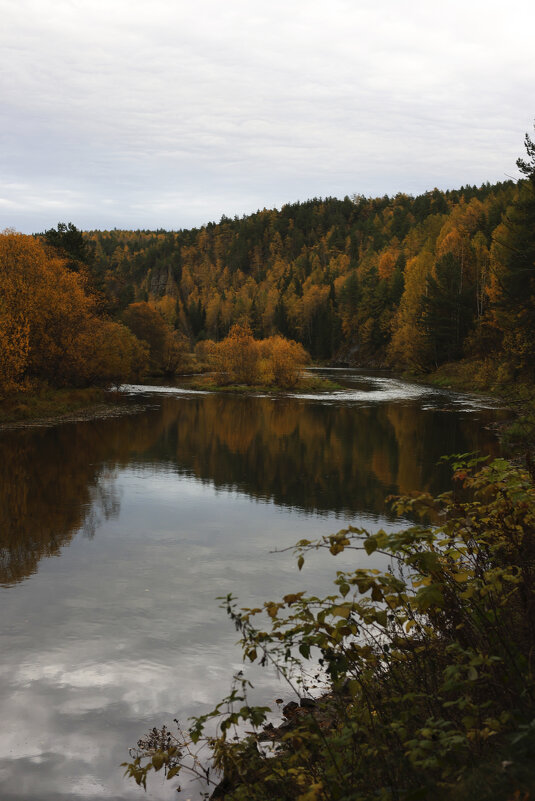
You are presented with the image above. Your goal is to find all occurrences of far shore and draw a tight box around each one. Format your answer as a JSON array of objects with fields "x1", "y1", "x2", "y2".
[
  {"x1": 1, "y1": 363, "x2": 533, "y2": 457},
  {"x1": 0, "y1": 370, "x2": 341, "y2": 428},
  {"x1": 0, "y1": 387, "x2": 147, "y2": 430}
]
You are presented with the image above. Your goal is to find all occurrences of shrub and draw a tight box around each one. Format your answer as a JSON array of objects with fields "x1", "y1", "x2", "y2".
[
  {"x1": 259, "y1": 336, "x2": 310, "y2": 388},
  {"x1": 125, "y1": 456, "x2": 535, "y2": 800},
  {"x1": 211, "y1": 323, "x2": 260, "y2": 385},
  {"x1": 204, "y1": 325, "x2": 309, "y2": 388}
]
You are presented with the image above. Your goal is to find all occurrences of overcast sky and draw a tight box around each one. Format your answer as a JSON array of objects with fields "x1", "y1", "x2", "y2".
[{"x1": 1, "y1": 0, "x2": 533, "y2": 233}]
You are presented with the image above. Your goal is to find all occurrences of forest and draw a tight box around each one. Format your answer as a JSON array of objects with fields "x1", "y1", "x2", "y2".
[
  {"x1": 1, "y1": 129, "x2": 534, "y2": 401},
  {"x1": 80, "y1": 139, "x2": 533, "y2": 384},
  {"x1": 86, "y1": 182, "x2": 507, "y2": 371}
]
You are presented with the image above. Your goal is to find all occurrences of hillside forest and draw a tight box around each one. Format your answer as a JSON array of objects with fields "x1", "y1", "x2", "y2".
[{"x1": 1, "y1": 128, "x2": 534, "y2": 397}]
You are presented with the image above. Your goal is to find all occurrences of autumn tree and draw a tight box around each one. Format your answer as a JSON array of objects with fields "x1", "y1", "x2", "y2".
[
  {"x1": 0, "y1": 235, "x2": 32, "y2": 394},
  {"x1": 205, "y1": 325, "x2": 309, "y2": 387},
  {"x1": 0, "y1": 230, "x2": 94, "y2": 390},
  {"x1": 387, "y1": 250, "x2": 434, "y2": 368},
  {"x1": 338, "y1": 271, "x2": 360, "y2": 340},
  {"x1": 258, "y1": 336, "x2": 309, "y2": 388},
  {"x1": 209, "y1": 322, "x2": 259, "y2": 385},
  {"x1": 122, "y1": 302, "x2": 168, "y2": 369},
  {"x1": 122, "y1": 301, "x2": 191, "y2": 376},
  {"x1": 161, "y1": 331, "x2": 190, "y2": 377},
  {"x1": 0, "y1": 231, "x2": 149, "y2": 396},
  {"x1": 73, "y1": 319, "x2": 149, "y2": 386}
]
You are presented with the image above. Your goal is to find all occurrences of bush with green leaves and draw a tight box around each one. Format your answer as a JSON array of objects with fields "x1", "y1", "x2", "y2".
[{"x1": 124, "y1": 456, "x2": 535, "y2": 801}]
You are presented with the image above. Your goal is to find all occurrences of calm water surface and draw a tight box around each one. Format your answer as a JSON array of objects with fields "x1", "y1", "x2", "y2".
[{"x1": 0, "y1": 370, "x2": 505, "y2": 800}]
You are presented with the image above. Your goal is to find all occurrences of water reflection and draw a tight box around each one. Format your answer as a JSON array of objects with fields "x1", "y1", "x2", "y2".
[
  {"x1": 0, "y1": 374, "x2": 505, "y2": 800},
  {"x1": 0, "y1": 424, "x2": 122, "y2": 586},
  {"x1": 149, "y1": 391, "x2": 499, "y2": 508},
  {"x1": 0, "y1": 376, "x2": 501, "y2": 586}
]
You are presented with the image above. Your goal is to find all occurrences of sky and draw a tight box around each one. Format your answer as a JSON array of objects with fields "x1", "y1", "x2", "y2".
[{"x1": 1, "y1": 0, "x2": 533, "y2": 233}]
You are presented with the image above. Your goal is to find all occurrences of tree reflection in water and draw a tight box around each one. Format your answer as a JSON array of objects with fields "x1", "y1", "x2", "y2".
[
  {"x1": 0, "y1": 388, "x2": 500, "y2": 586},
  {"x1": 0, "y1": 423, "x2": 122, "y2": 585}
]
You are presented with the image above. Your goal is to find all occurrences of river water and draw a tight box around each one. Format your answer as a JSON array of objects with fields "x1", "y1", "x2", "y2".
[{"x1": 0, "y1": 370, "x2": 505, "y2": 800}]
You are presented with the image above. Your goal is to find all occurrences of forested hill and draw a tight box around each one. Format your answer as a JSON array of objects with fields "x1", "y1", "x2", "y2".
[{"x1": 80, "y1": 173, "x2": 534, "y2": 376}]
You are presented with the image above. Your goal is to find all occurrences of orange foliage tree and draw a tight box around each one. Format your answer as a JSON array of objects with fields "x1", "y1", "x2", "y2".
[
  {"x1": 258, "y1": 335, "x2": 309, "y2": 388},
  {"x1": 209, "y1": 323, "x2": 260, "y2": 385},
  {"x1": 0, "y1": 230, "x2": 148, "y2": 397},
  {"x1": 204, "y1": 324, "x2": 309, "y2": 388}
]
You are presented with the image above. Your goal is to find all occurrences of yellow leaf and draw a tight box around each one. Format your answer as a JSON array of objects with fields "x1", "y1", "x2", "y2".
[{"x1": 331, "y1": 604, "x2": 351, "y2": 619}]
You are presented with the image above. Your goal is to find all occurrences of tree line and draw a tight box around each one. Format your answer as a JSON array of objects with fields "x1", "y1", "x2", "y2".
[
  {"x1": 79, "y1": 127, "x2": 534, "y2": 382},
  {"x1": 1, "y1": 127, "x2": 533, "y2": 398}
]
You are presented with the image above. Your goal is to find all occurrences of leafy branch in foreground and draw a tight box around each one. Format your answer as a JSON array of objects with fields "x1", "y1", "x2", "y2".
[{"x1": 124, "y1": 456, "x2": 535, "y2": 800}]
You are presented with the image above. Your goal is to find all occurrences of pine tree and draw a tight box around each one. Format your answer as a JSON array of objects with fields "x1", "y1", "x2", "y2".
[
  {"x1": 420, "y1": 253, "x2": 475, "y2": 367},
  {"x1": 492, "y1": 125, "x2": 535, "y2": 376}
]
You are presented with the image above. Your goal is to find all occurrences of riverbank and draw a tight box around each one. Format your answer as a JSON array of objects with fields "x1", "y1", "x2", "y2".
[
  {"x1": 0, "y1": 386, "x2": 143, "y2": 429},
  {"x1": 185, "y1": 371, "x2": 344, "y2": 394},
  {"x1": 0, "y1": 371, "x2": 342, "y2": 428},
  {"x1": 421, "y1": 359, "x2": 535, "y2": 456},
  {"x1": 3, "y1": 363, "x2": 533, "y2": 455}
]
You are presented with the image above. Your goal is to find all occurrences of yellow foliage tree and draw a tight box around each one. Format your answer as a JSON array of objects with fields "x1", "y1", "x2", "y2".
[
  {"x1": 206, "y1": 324, "x2": 309, "y2": 388},
  {"x1": 259, "y1": 335, "x2": 309, "y2": 388},
  {"x1": 73, "y1": 319, "x2": 149, "y2": 386},
  {"x1": 211, "y1": 323, "x2": 259, "y2": 385},
  {"x1": 387, "y1": 250, "x2": 434, "y2": 367},
  {"x1": 0, "y1": 231, "x2": 149, "y2": 396}
]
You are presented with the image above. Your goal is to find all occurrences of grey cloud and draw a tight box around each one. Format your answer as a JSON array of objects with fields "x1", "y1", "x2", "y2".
[{"x1": 1, "y1": 0, "x2": 533, "y2": 232}]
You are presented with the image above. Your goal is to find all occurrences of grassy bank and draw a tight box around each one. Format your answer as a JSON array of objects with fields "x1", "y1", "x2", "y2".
[
  {"x1": 0, "y1": 370, "x2": 342, "y2": 427},
  {"x1": 420, "y1": 359, "x2": 535, "y2": 456},
  {"x1": 185, "y1": 372, "x2": 344, "y2": 394},
  {"x1": 0, "y1": 385, "x2": 117, "y2": 426}
]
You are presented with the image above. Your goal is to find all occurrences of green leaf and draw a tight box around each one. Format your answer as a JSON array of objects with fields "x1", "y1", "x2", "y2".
[
  {"x1": 415, "y1": 584, "x2": 444, "y2": 611},
  {"x1": 364, "y1": 537, "x2": 377, "y2": 555},
  {"x1": 152, "y1": 753, "x2": 164, "y2": 771},
  {"x1": 167, "y1": 765, "x2": 180, "y2": 780},
  {"x1": 299, "y1": 643, "x2": 311, "y2": 659},
  {"x1": 375, "y1": 609, "x2": 388, "y2": 627},
  {"x1": 467, "y1": 666, "x2": 478, "y2": 681},
  {"x1": 453, "y1": 571, "x2": 472, "y2": 583}
]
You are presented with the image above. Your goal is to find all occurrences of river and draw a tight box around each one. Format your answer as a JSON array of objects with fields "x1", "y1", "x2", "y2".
[{"x1": 0, "y1": 370, "x2": 505, "y2": 800}]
